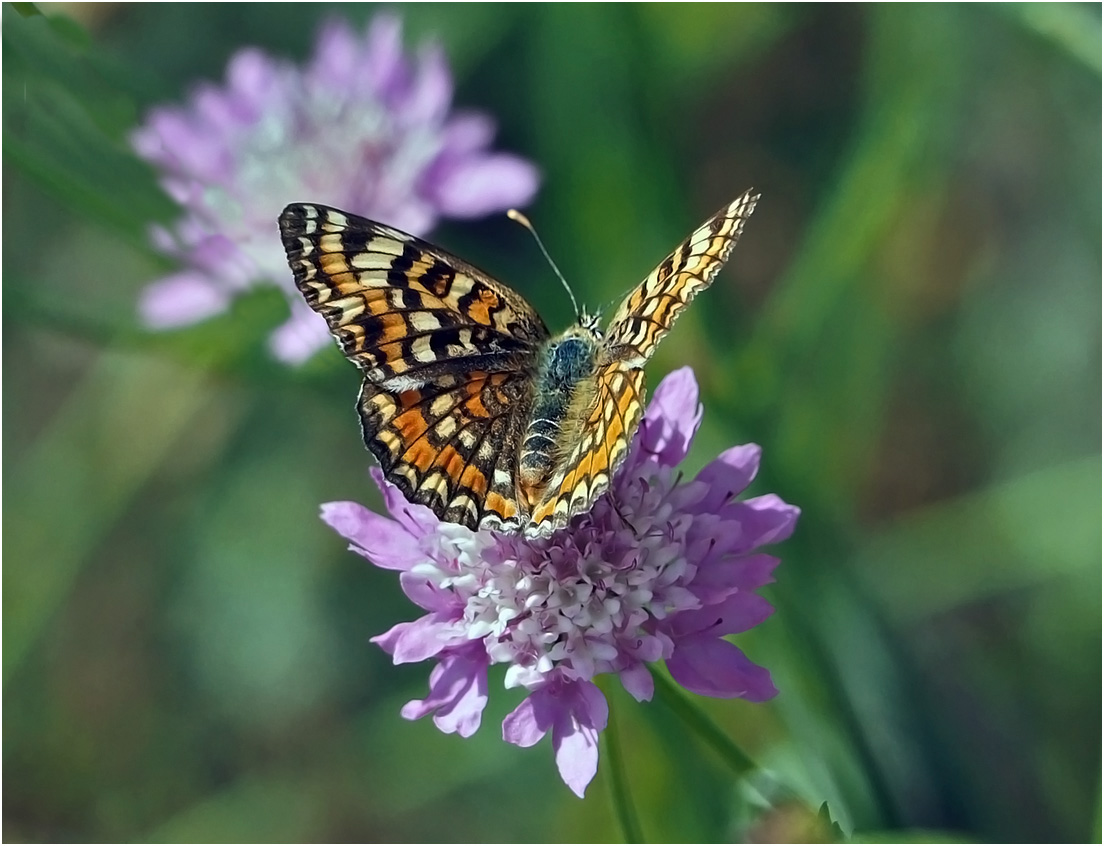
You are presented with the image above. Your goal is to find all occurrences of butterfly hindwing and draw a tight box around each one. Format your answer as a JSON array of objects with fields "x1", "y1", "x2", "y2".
[
  {"x1": 528, "y1": 363, "x2": 646, "y2": 536},
  {"x1": 358, "y1": 372, "x2": 530, "y2": 530}
]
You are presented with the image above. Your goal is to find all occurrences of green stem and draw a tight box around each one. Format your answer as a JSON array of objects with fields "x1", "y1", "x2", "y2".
[
  {"x1": 649, "y1": 667, "x2": 760, "y2": 778},
  {"x1": 601, "y1": 703, "x2": 645, "y2": 843}
]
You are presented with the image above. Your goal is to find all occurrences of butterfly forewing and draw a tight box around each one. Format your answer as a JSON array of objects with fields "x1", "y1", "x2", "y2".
[
  {"x1": 280, "y1": 204, "x2": 549, "y2": 384},
  {"x1": 601, "y1": 189, "x2": 759, "y2": 367}
]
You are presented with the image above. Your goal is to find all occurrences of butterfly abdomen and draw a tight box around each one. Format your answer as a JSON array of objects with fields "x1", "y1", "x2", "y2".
[{"x1": 517, "y1": 330, "x2": 599, "y2": 505}]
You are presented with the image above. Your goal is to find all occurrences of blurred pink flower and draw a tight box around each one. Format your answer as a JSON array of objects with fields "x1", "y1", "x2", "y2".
[
  {"x1": 132, "y1": 16, "x2": 539, "y2": 363},
  {"x1": 321, "y1": 368, "x2": 799, "y2": 797}
]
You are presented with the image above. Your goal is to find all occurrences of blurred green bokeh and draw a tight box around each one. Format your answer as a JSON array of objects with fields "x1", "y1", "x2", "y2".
[{"x1": 3, "y1": 3, "x2": 1100, "y2": 842}]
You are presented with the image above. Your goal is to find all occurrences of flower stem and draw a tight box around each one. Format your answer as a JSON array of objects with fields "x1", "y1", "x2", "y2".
[
  {"x1": 649, "y1": 666, "x2": 759, "y2": 778},
  {"x1": 601, "y1": 705, "x2": 645, "y2": 843}
]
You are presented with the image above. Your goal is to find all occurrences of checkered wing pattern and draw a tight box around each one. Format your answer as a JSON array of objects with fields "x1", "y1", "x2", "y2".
[
  {"x1": 602, "y1": 189, "x2": 759, "y2": 367},
  {"x1": 280, "y1": 203, "x2": 548, "y2": 530},
  {"x1": 527, "y1": 364, "x2": 646, "y2": 536}
]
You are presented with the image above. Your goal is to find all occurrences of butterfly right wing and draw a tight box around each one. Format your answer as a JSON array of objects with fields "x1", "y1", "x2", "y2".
[
  {"x1": 280, "y1": 203, "x2": 549, "y2": 531},
  {"x1": 525, "y1": 363, "x2": 646, "y2": 537},
  {"x1": 601, "y1": 190, "x2": 759, "y2": 367},
  {"x1": 526, "y1": 192, "x2": 759, "y2": 536}
]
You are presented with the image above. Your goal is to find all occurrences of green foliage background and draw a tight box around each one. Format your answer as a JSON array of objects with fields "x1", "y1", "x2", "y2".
[{"x1": 3, "y1": 3, "x2": 1100, "y2": 842}]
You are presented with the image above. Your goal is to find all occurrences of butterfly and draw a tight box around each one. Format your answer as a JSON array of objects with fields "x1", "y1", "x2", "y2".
[{"x1": 279, "y1": 189, "x2": 758, "y2": 538}]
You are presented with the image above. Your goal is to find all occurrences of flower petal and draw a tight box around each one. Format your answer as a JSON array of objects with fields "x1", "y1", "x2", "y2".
[
  {"x1": 138, "y1": 272, "x2": 230, "y2": 328},
  {"x1": 268, "y1": 300, "x2": 333, "y2": 364},
  {"x1": 637, "y1": 366, "x2": 703, "y2": 466},
  {"x1": 430, "y1": 154, "x2": 540, "y2": 217},
  {"x1": 400, "y1": 44, "x2": 452, "y2": 126},
  {"x1": 618, "y1": 664, "x2": 654, "y2": 702},
  {"x1": 401, "y1": 646, "x2": 489, "y2": 737},
  {"x1": 440, "y1": 112, "x2": 495, "y2": 153},
  {"x1": 550, "y1": 681, "x2": 607, "y2": 797},
  {"x1": 694, "y1": 444, "x2": 762, "y2": 512},
  {"x1": 309, "y1": 18, "x2": 363, "y2": 87},
  {"x1": 398, "y1": 571, "x2": 458, "y2": 613},
  {"x1": 372, "y1": 612, "x2": 463, "y2": 664},
  {"x1": 370, "y1": 468, "x2": 440, "y2": 534},
  {"x1": 320, "y1": 501, "x2": 423, "y2": 571},
  {"x1": 689, "y1": 553, "x2": 780, "y2": 602},
  {"x1": 502, "y1": 695, "x2": 546, "y2": 748},
  {"x1": 362, "y1": 13, "x2": 408, "y2": 98},
  {"x1": 667, "y1": 636, "x2": 777, "y2": 701},
  {"x1": 667, "y1": 590, "x2": 775, "y2": 639},
  {"x1": 721, "y1": 494, "x2": 801, "y2": 551},
  {"x1": 553, "y1": 718, "x2": 601, "y2": 798}
]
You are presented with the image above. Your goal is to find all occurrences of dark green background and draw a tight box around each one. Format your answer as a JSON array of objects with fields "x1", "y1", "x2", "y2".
[{"x1": 4, "y1": 3, "x2": 1100, "y2": 842}]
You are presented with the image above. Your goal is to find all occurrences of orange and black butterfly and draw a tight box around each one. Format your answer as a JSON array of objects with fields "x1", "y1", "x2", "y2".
[{"x1": 279, "y1": 190, "x2": 758, "y2": 537}]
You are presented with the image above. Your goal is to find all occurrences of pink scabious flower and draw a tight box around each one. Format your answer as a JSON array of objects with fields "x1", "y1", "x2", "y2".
[
  {"x1": 131, "y1": 16, "x2": 539, "y2": 363},
  {"x1": 321, "y1": 368, "x2": 799, "y2": 797}
]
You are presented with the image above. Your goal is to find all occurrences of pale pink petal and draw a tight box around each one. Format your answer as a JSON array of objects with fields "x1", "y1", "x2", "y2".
[
  {"x1": 550, "y1": 681, "x2": 607, "y2": 797},
  {"x1": 502, "y1": 696, "x2": 546, "y2": 748},
  {"x1": 618, "y1": 664, "x2": 654, "y2": 702},
  {"x1": 308, "y1": 18, "x2": 362, "y2": 85},
  {"x1": 400, "y1": 44, "x2": 452, "y2": 126},
  {"x1": 370, "y1": 468, "x2": 440, "y2": 533},
  {"x1": 401, "y1": 647, "x2": 489, "y2": 737},
  {"x1": 430, "y1": 155, "x2": 540, "y2": 217},
  {"x1": 138, "y1": 272, "x2": 230, "y2": 328},
  {"x1": 371, "y1": 612, "x2": 463, "y2": 664},
  {"x1": 268, "y1": 302, "x2": 333, "y2": 364},
  {"x1": 440, "y1": 112, "x2": 495, "y2": 153},
  {"x1": 319, "y1": 501, "x2": 421, "y2": 571},
  {"x1": 363, "y1": 14, "x2": 407, "y2": 98},
  {"x1": 224, "y1": 48, "x2": 284, "y2": 118},
  {"x1": 553, "y1": 720, "x2": 601, "y2": 798},
  {"x1": 398, "y1": 571, "x2": 458, "y2": 613}
]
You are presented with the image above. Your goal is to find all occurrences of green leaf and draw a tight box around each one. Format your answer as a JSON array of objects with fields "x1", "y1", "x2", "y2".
[
  {"x1": 2, "y1": 5, "x2": 174, "y2": 239},
  {"x1": 850, "y1": 455, "x2": 1101, "y2": 620}
]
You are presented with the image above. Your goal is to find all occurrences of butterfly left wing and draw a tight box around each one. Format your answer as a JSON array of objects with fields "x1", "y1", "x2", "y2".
[
  {"x1": 280, "y1": 203, "x2": 549, "y2": 532},
  {"x1": 280, "y1": 203, "x2": 549, "y2": 385},
  {"x1": 601, "y1": 189, "x2": 759, "y2": 367}
]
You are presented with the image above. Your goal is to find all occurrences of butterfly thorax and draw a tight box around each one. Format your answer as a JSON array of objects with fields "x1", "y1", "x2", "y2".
[{"x1": 518, "y1": 324, "x2": 602, "y2": 507}]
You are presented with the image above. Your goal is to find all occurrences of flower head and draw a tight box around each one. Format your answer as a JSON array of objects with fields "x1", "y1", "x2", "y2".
[
  {"x1": 132, "y1": 16, "x2": 539, "y2": 363},
  {"x1": 322, "y1": 367, "x2": 799, "y2": 796}
]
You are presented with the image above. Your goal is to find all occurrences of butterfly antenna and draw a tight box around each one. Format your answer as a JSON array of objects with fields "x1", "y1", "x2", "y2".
[{"x1": 507, "y1": 209, "x2": 583, "y2": 321}]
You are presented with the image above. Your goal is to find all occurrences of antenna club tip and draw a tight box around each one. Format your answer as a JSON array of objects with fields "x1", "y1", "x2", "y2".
[{"x1": 507, "y1": 209, "x2": 531, "y2": 227}]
